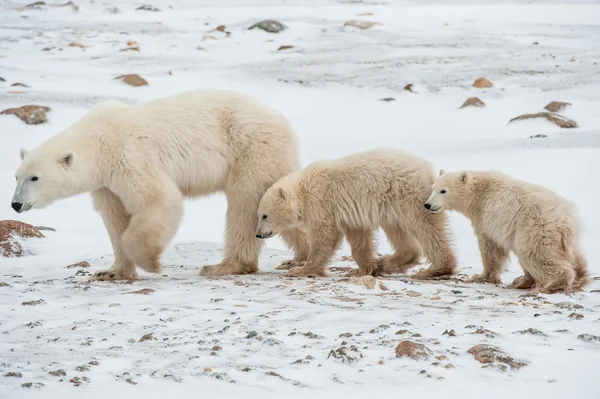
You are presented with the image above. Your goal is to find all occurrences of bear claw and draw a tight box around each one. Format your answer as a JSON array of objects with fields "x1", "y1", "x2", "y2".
[
  {"x1": 286, "y1": 266, "x2": 325, "y2": 278},
  {"x1": 275, "y1": 260, "x2": 306, "y2": 270},
  {"x1": 89, "y1": 269, "x2": 137, "y2": 281}
]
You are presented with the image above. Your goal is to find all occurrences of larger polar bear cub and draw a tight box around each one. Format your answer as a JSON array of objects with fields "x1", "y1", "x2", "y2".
[
  {"x1": 12, "y1": 89, "x2": 301, "y2": 280},
  {"x1": 255, "y1": 149, "x2": 457, "y2": 279},
  {"x1": 425, "y1": 170, "x2": 590, "y2": 293}
]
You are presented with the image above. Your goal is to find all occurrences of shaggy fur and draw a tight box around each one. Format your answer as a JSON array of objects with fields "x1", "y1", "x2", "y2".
[
  {"x1": 12, "y1": 90, "x2": 301, "y2": 280},
  {"x1": 425, "y1": 170, "x2": 590, "y2": 293},
  {"x1": 256, "y1": 149, "x2": 457, "y2": 279}
]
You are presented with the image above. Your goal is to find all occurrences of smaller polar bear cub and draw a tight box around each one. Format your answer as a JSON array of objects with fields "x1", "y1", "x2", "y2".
[
  {"x1": 425, "y1": 170, "x2": 590, "y2": 293},
  {"x1": 256, "y1": 149, "x2": 457, "y2": 279}
]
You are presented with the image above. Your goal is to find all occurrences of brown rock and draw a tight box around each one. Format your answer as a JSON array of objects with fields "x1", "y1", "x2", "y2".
[
  {"x1": 22, "y1": 299, "x2": 45, "y2": 306},
  {"x1": 67, "y1": 261, "x2": 90, "y2": 268},
  {"x1": 509, "y1": 112, "x2": 577, "y2": 128},
  {"x1": 348, "y1": 275, "x2": 376, "y2": 289},
  {"x1": 395, "y1": 341, "x2": 431, "y2": 360},
  {"x1": 544, "y1": 101, "x2": 571, "y2": 113},
  {"x1": 472, "y1": 77, "x2": 493, "y2": 88},
  {"x1": 114, "y1": 74, "x2": 148, "y2": 87},
  {"x1": 214, "y1": 25, "x2": 226, "y2": 32},
  {"x1": 126, "y1": 288, "x2": 155, "y2": 295},
  {"x1": 11, "y1": 82, "x2": 29, "y2": 87},
  {"x1": 467, "y1": 344, "x2": 527, "y2": 370},
  {"x1": 1, "y1": 105, "x2": 51, "y2": 125},
  {"x1": 68, "y1": 42, "x2": 88, "y2": 49},
  {"x1": 15, "y1": 1, "x2": 45, "y2": 11},
  {"x1": 430, "y1": 295, "x2": 441, "y2": 300},
  {"x1": 404, "y1": 84, "x2": 415, "y2": 92},
  {"x1": 344, "y1": 20, "x2": 381, "y2": 30},
  {"x1": 0, "y1": 220, "x2": 45, "y2": 257},
  {"x1": 5, "y1": 371, "x2": 23, "y2": 378},
  {"x1": 139, "y1": 333, "x2": 154, "y2": 342},
  {"x1": 277, "y1": 45, "x2": 295, "y2": 51},
  {"x1": 460, "y1": 97, "x2": 485, "y2": 108},
  {"x1": 406, "y1": 291, "x2": 421, "y2": 297},
  {"x1": 48, "y1": 369, "x2": 66, "y2": 377},
  {"x1": 120, "y1": 46, "x2": 140, "y2": 52},
  {"x1": 248, "y1": 20, "x2": 286, "y2": 33},
  {"x1": 201, "y1": 35, "x2": 218, "y2": 41}
]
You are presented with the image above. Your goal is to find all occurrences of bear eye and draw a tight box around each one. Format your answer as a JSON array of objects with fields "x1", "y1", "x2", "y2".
[
  {"x1": 440, "y1": 189, "x2": 446, "y2": 194},
  {"x1": 262, "y1": 215, "x2": 267, "y2": 220},
  {"x1": 31, "y1": 176, "x2": 39, "y2": 182}
]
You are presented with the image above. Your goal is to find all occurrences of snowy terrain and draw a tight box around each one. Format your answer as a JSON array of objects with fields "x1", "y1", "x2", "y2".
[{"x1": 1, "y1": 0, "x2": 600, "y2": 398}]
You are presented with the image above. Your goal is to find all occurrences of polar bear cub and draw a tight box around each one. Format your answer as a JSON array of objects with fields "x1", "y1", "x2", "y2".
[
  {"x1": 256, "y1": 149, "x2": 457, "y2": 279},
  {"x1": 425, "y1": 170, "x2": 590, "y2": 293}
]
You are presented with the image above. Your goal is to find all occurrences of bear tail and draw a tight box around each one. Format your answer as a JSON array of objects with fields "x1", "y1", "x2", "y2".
[{"x1": 561, "y1": 230, "x2": 591, "y2": 291}]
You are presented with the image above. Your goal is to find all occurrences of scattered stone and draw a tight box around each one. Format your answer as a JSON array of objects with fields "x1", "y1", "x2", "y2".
[
  {"x1": 49, "y1": 369, "x2": 66, "y2": 377},
  {"x1": 277, "y1": 45, "x2": 295, "y2": 51},
  {"x1": 380, "y1": 97, "x2": 395, "y2": 102},
  {"x1": 460, "y1": 97, "x2": 485, "y2": 108},
  {"x1": 430, "y1": 295, "x2": 441, "y2": 300},
  {"x1": 0, "y1": 220, "x2": 45, "y2": 256},
  {"x1": 569, "y1": 312, "x2": 584, "y2": 320},
  {"x1": 0, "y1": 281, "x2": 11, "y2": 287},
  {"x1": 5, "y1": 371, "x2": 23, "y2": 378},
  {"x1": 201, "y1": 34, "x2": 218, "y2": 41},
  {"x1": 35, "y1": 226, "x2": 56, "y2": 232},
  {"x1": 11, "y1": 82, "x2": 29, "y2": 87},
  {"x1": 509, "y1": 112, "x2": 577, "y2": 128},
  {"x1": 114, "y1": 74, "x2": 148, "y2": 87},
  {"x1": 139, "y1": 333, "x2": 154, "y2": 342},
  {"x1": 578, "y1": 334, "x2": 600, "y2": 342},
  {"x1": 16, "y1": 1, "x2": 45, "y2": 11},
  {"x1": 444, "y1": 363, "x2": 454, "y2": 369},
  {"x1": 344, "y1": 20, "x2": 381, "y2": 30},
  {"x1": 554, "y1": 302, "x2": 583, "y2": 310},
  {"x1": 515, "y1": 328, "x2": 547, "y2": 337},
  {"x1": 246, "y1": 331, "x2": 258, "y2": 339},
  {"x1": 120, "y1": 46, "x2": 140, "y2": 52},
  {"x1": 303, "y1": 331, "x2": 324, "y2": 339},
  {"x1": 467, "y1": 344, "x2": 527, "y2": 371},
  {"x1": 404, "y1": 84, "x2": 415, "y2": 92},
  {"x1": 126, "y1": 288, "x2": 154, "y2": 295},
  {"x1": 106, "y1": 6, "x2": 120, "y2": 13},
  {"x1": 22, "y1": 299, "x2": 45, "y2": 306},
  {"x1": 67, "y1": 261, "x2": 90, "y2": 269},
  {"x1": 348, "y1": 275, "x2": 376, "y2": 289},
  {"x1": 406, "y1": 291, "x2": 421, "y2": 297},
  {"x1": 395, "y1": 341, "x2": 431, "y2": 361},
  {"x1": 530, "y1": 134, "x2": 548, "y2": 139},
  {"x1": 443, "y1": 329, "x2": 456, "y2": 337},
  {"x1": 451, "y1": 290, "x2": 462, "y2": 294},
  {"x1": 69, "y1": 376, "x2": 89, "y2": 387},
  {"x1": 544, "y1": 101, "x2": 571, "y2": 113},
  {"x1": 472, "y1": 77, "x2": 493, "y2": 88},
  {"x1": 136, "y1": 4, "x2": 160, "y2": 11},
  {"x1": 1, "y1": 105, "x2": 51, "y2": 125},
  {"x1": 211, "y1": 345, "x2": 222, "y2": 352},
  {"x1": 68, "y1": 42, "x2": 88, "y2": 49},
  {"x1": 75, "y1": 365, "x2": 89, "y2": 372},
  {"x1": 436, "y1": 355, "x2": 448, "y2": 361},
  {"x1": 248, "y1": 20, "x2": 286, "y2": 33},
  {"x1": 328, "y1": 346, "x2": 363, "y2": 363},
  {"x1": 0, "y1": 77, "x2": 5, "y2": 81}
]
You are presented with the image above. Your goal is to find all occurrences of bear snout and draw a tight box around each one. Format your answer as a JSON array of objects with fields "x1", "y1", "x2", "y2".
[{"x1": 11, "y1": 202, "x2": 23, "y2": 212}]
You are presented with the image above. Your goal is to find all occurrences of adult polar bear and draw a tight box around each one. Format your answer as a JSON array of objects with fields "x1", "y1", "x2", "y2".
[{"x1": 11, "y1": 89, "x2": 304, "y2": 280}]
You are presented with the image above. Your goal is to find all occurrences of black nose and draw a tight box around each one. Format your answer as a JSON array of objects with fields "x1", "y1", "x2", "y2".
[
  {"x1": 11, "y1": 202, "x2": 22, "y2": 212},
  {"x1": 424, "y1": 203, "x2": 431, "y2": 210},
  {"x1": 256, "y1": 234, "x2": 262, "y2": 238}
]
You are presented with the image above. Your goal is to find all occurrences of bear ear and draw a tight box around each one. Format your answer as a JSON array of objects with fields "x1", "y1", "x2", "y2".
[
  {"x1": 439, "y1": 169, "x2": 446, "y2": 177},
  {"x1": 19, "y1": 148, "x2": 28, "y2": 160},
  {"x1": 277, "y1": 187, "x2": 286, "y2": 200},
  {"x1": 60, "y1": 151, "x2": 76, "y2": 168},
  {"x1": 459, "y1": 172, "x2": 469, "y2": 184}
]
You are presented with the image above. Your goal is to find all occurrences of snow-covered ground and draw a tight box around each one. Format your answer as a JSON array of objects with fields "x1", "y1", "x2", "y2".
[{"x1": 1, "y1": 1, "x2": 599, "y2": 398}]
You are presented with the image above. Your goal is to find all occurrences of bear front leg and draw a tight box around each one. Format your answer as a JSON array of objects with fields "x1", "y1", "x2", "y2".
[
  {"x1": 286, "y1": 225, "x2": 342, "y2": 278},
  {"x1": 343, "y1": 228, "x2": 379, "y2": 277},
  {"x1": 411, "y1": 212, "x2": 457, "y2": 280},
  {"x1": 468, "y1": 234, "x2": 508, "y2": 285},
  {"x1": 275, "y1": 228, "x2": 310, "y2": 270},
  {"x1": 510, "y1": 271, "x2": 535, "y2": 289},
  {"x1": 89, "y1": 188, "x2": 137, "y2": 281}
]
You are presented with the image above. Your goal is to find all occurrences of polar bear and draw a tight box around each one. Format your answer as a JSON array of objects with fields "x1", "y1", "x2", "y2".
[
  {"x1": 11, "y1": 89, "x2": 303, "y2": 280},
  {"x1": 425, "y1": 170, "x2": 590, "y2": 293},
  {"x1": 255, "y1": 149, "x2": 457, "y2": 279}
]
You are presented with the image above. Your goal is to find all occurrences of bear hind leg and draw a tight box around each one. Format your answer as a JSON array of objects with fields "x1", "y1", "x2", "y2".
[
  {"x1": 286, "y1": 225, "x2": 342, "y2": 278},
  {"x1": 410, "y1": 212, "x2": 457, "y2": 280},
  {"x1": 343, "y1": 228, "x2": 378, "y2": 277},
  {"x1": 378, "y1": 222, "x2": 423, "y2": 275},
  {"x1": 276, "y1": 228, "x2": 310, "y2": 270}
]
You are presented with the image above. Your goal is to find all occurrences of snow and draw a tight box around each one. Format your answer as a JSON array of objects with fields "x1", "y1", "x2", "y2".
[{"x1": 1, "y1": 0, "x2": 599, "y2": 398}]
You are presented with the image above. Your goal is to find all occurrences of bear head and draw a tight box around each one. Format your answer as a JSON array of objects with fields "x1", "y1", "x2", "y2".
[
  {"x1": 256, "y1": 177, "x2": 301, "y2": 239},
  {"x1": 424, "y1": 169, "x2": 471, "y2": 213}
]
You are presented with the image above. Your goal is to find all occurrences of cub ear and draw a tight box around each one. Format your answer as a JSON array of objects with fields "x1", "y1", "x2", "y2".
[
  {"x1": 439, "y1": 169, "x2": 446, "y2": 177},
  {"x1": 459, "y1": 171, "x2": 469, "y2": 184},
  {"x1": 277, "y1": 187, "x2": 286, "y2": 200},
  {"x1": 20, "y1": 148, "x2": 29, "y2": 160},
  {"x1": 60, "y1": 151, "x2": 76, "y2": 168}
]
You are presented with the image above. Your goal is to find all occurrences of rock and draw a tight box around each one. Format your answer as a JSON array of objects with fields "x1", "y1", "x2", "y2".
[
  {"x1": 114, "y1": 74, "x2": 148, "y2": 87},
  {"x1": 136, "y1": 4, "x2": 160, "y2": 11},
  {"x1": 246, "y1": 331, "x2": 258, "y2": 339},
  {"x1": 5, "y1": 371, "x2": 23, "y2": 378},
  {"x1": 568, "y1": 312, "x2": 584, "y2": 320},
  {"x1": 69, "y1": 376, "x2": 89, "y2": 387},
  {"x1": 460, "y1": 97, "x2": 485, "y2": 108},
  {"x1": 530, "y1": 134, "x2": 547, "y2": 139},
  {"x1": 16, "y1": 1, "x2": 45, "y2": 11},
  {"x1": 515, "y1": 328, "x2": 547, "y2": 337},
  {"x1": 67, "y1": 261, "x2": 90, "y2": 268},
  {"x1": 380, "y1": 97, "x2": 395, "y2": 102},
  {"x1": 348, "y1": 275, "x2": 376, "y2": 289},
  {"x1": 139, "y1": 333, "x2": 154, "y2": 342},
  {"x1": 35, "y1": 226, "x2": 56, "y2": 232},
  {"x1": 443, "y1": 329, "x2": 456, "y2": 337},
  {"x1": 11, "y1": 82, "x2": 29, "y2": 87},
  {"x1": 105, "y1": 6, "x2": 120, "y2": 13},
  {"x1": 544, "y1": 101, "x2": 571, "y2": 113},
  {"x1": 430, "y1": 295, "x2": 441, "y2": 300},
  {"x1": 214, "y1": 25, "x2": 227, "y2": 32},
  {"x1": 467, "y1": 344, "x2": 527, "y2": 371},
  {"x1": 0, "y1": 77, "x2": 5, "y2": 81},
  {"x1": 22, "y1": 299, "x2": 45, "y2": 306},
  {"x1": 406, "y1": 291, "x2": 421, "y2": 297},
  {"x1": 404, "y1": 83, "x2": 415, "y2": 92},
  {"x1": 472, "y1": 77, "x2": 493, "y2": 88},
  {"x1": 120, "y1": 46, "x2": 140, "y2": 52},
  {"x1": 125, "y1": 288, "x2": 154, "y2": 295},
  {"x1": 48, "y1": 369, "x2": 66, "y2": 377},
  {"x1": 509, "y1": 112, "x2": 577, "y2": 128},
  {"x1": 0, "y1": 282, "x2": 11, "y2": 287},
  {"x1": 277, "y1": 45, "x2": 295, "y2": 51},
  {"x1": 343, "y1": 20, "x2": 381, "y2": 30},
  {"x1": 1, "y1": 105, "x2": 51, "y2": 125},
  {"x1": 327, "y1": 346, "x2": 363, "y2": 363},
  {"x1": 578, "y1": 334, "x2": 600, "y2": 342},
  {"x1": 68, "y1": 42, "x2": 88, "y2": 49},
  {"x1": 339, "y1": 332, "x2": 353, "y2": 338},
  {"x1": 451, "y1": 290, "x2": 462, "y2": 294},
  {"x1": 109, "y1": 303, "x2": 121, "y2": 307},
  {"x1": 0, "y1": 220, "x2": 45, "y2": 256},
  {"x1": 248, "y1": 20, "x2": 286, "y2": 33},
  {"x1": 395, "y1": 341, "x2": 431, "y2": 360}
]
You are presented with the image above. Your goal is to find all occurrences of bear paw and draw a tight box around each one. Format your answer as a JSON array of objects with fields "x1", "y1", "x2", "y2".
[
  {"x1": 344, "y1": 267, "x2": 377, "y2": 277},
  {"x1": 286, "y1": 266, "x2": 326, "y2": 278},
  {"x1": 412, "y1": 267, "x2": 454, "y2": 280},
  {"x1": 200, "y1": 261, "x2": 258, "y2": 277},
  {"x1": 89, "y1": 269, "x2": 138, "y2": 282},
  {"x1": 468, "y1": 273, "x2": 501, "y2": 285},
  {"x1": 275, "y1": 260, "x2": 306, "y2": 270}
]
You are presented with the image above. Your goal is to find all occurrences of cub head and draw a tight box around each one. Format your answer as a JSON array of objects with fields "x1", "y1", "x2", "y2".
[
  {"x1": 12, "y1": 147, "x2": 78, "y2": 213},
  {"x1": 256, "y1": 179, "x2": 300, "y2": 239},
  {"x1": 424, "y1": 169, "x2": 470, "y2": 213}
]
